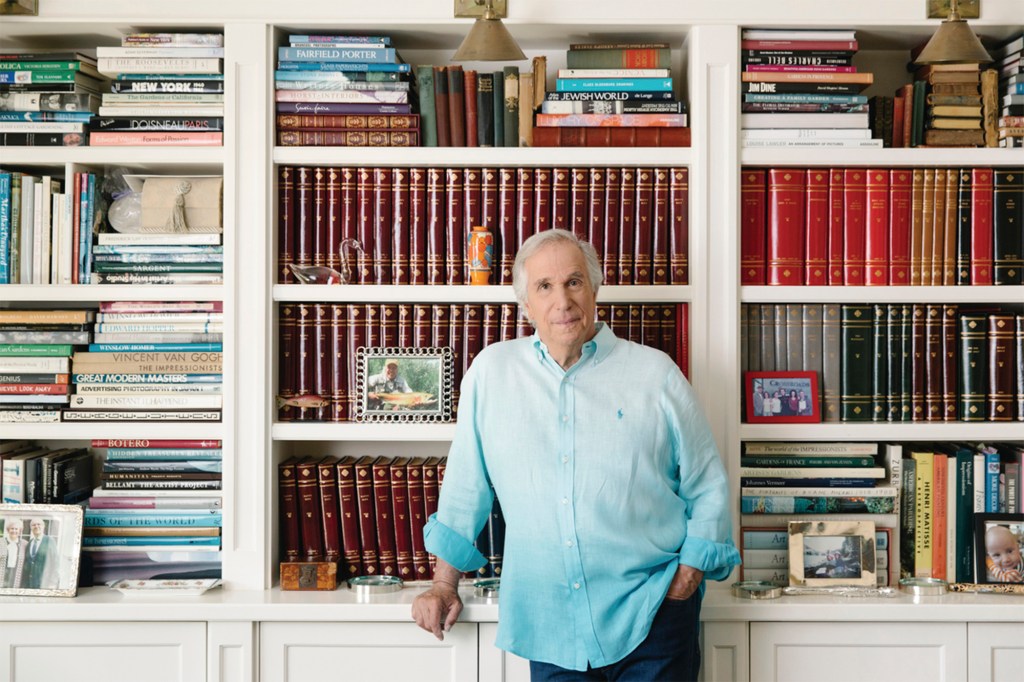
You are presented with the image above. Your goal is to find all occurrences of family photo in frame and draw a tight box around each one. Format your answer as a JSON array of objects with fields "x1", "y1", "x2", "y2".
[
  {"x1": 355, "y1": 346, "x2": 454, "y2": 423},
  {"x1": 0, "y1": 504, "x2": 84, "y2": 597},
  {"x1": 744, "y1": 371, "x2": 820, "y2": 424},
  {"x1": 787, "y1": 520, "x2": 877, "y2": 587}
]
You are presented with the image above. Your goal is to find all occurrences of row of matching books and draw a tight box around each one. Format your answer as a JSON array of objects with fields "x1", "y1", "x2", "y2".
[
  {"x1": 741, "y1": 167, "x2": 1024, "y2": 286},
  {"x1": 739, "y1": 526, "x2": 892, "y2": 587},
  {"x1": 277, "y1": 165, "x2": 689, "y2": 286},
  {"x1": 0, "y1": 50, "x2": 102, "y2": 147},
  {"x1": 898, "y1": 442, "x2": 1023, "y2": 585},
  {"x1": 278, "y1": 455, "x2": 502, "y2": 582},
  {"x1": 274, "y1": 34, "x2": 418, "y2": 147},
  {"x1": 740, "y1": 28, "x2": 875, "y2": 149},
  {"x1": 0, "y1": 441, "x2": 92, "y2": 505},
  {"x1": 277, "y1": 301, "x2": 688, "y2": 422},
  {"x1": 740, "y1": 303, "x2": 1024, "y2": 423}
]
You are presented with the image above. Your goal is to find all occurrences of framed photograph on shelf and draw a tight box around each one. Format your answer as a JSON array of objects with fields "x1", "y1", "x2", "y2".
[
  {"x1": 788, "y1": 520, "x2": 877, "y2": 587},
  {"x1": 0, "y1": 504, "x2": 84, "y2": 597},
  {"x1": 974, "y1": 513, "x2": 1024, "y2": 585},
  {"x1": 744, "y1": 370, "x2": 820, "y2": 424},
  {"x1": 354, "y1": 346, "x2": 454, "y2": 423}
]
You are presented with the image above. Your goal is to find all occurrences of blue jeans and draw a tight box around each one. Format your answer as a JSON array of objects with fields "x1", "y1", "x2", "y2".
[{"x1": 529, "y1": 591, "x2": 702, "y2": 682}]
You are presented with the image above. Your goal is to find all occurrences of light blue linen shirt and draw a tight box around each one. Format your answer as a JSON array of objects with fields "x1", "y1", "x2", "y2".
[{"x1": 424, "y1": 323, "x2": 740, "y2": 670}]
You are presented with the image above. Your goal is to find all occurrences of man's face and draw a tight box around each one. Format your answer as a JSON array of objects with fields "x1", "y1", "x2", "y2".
[
  {"x1": 522, "y1": 240, "x2": 597, "y2": 355},
  {"x1": 5, "y1": 525, "x2": 20, "y2": 541},
  {"x1": 30, "y1": 521, "x2": 44, "y2": 538},
  {"x1": 987, "y1": 527, "x2": 1022, "y2": 570},
  {"x1": 385, "y1": 364, "x2": 397, "y2": 379}
]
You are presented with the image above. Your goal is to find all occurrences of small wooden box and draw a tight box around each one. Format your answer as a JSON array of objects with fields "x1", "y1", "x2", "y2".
[{"x1": 280, "y1": 562, "x2": 338, "y2": 591}]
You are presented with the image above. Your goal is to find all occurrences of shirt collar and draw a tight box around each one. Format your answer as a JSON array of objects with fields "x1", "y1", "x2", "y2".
[{"x1": 531, "y1": 322, "x2": 617, "y2": 367}]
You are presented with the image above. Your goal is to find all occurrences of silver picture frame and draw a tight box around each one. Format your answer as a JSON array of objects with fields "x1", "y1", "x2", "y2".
[
  {"x1": 0, "y1": 504, "x2": 84, "y2": 597},
  {"x1": 788, "y1": 520, "x2": 877, "y2": 587},
  {"x1": 354, "y1": 346, "x2": 454, "y2": 423}
]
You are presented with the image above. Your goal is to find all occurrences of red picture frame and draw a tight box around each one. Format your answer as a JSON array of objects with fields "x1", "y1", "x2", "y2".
[{"x1": 744, "y1": 371, "x2": 820, "y2": 424}]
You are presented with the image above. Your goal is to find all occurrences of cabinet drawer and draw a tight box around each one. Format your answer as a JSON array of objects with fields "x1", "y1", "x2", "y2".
[{"x1": 0, "y1": 622, "x2": 206, "y2": 682}]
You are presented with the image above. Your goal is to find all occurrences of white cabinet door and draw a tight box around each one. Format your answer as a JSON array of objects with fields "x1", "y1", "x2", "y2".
[
  {"x1": 968, "y1": 622, "x2": 1024, "y2": 682},
  {"x1": 478, "y1": 622, "x2": 531, "y2": 682},
  {"x1": 0, "y1": 622, "x2": 206, "y2": 682},
  {"x1": 260, "y1": 621, "x2": 478, "y2": 682},
  {"x1": 750, "y1": 622, "x2": 967, "y2": 682}
]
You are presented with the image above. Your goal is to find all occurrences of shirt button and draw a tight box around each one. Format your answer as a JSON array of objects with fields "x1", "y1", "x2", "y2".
[
  {"x1": 565, "y1": 540, "x2": 573, "y2": 547},
  {"x1": 562, "y1": 498, "x2": 568, "y2": 505},
  {"x1": 562, "y1": 456, "x2": 569, "y2": 464},
  {"x1": 573, "y1": 582, "x2": 581, "y2": 590},
  {"x1": 562, "y1": 414, "x2": 569, "y2": 422}
]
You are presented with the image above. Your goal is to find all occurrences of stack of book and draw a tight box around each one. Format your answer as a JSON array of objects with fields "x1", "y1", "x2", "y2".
[
  {"x1": 92, "y1": 32, "x2": 224, "y2": 147},
  {"x1": 534, "y1": 42, "x2": 688, "y2": 147},
  {"x1": 65, "y1": 301, "x2": 223, "y2": 422},
  {"x1": 275, "y1": 34, "x2": 417, "y2": 146},
  {"x1": 0, "y1": 309, "x2": 92, "y2": 423},
  {"x1": 0, "y1": 441, "x2": 92, "y2": 504},
  {"x1": 994, "y1": 31, "x2": 1023, "y2": 147},
  {"x1": 0, "y1": 50, "x2": 103, "y2": 147},
  {"x1": 91, "y1": 437, "x2": 222, "y2": 495},
  {"x1": 912, "y1": 63, "x2": 985, "y2": 147},
  {"x1": 740, "y1": 28, "x2": 876, "y2": 148}
]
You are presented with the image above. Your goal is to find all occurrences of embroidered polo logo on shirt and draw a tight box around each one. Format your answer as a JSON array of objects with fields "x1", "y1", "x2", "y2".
[{"x1": 617, "y1": 409, "x2": 624, "y2": 419}]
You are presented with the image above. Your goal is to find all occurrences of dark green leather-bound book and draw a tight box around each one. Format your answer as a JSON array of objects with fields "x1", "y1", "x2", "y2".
[
  {"x1": 992, "y1": 167, "x2": 1023, "y2": 285},
  {"x1": 502, "y1": 65, "x2": 519, "y2": 147},
  {"x1": 786, "y1": 303, "x2": 802, "y2": 371},
  {"x1": 988, "y1": 313, "x2": 1015, "y2": 421},
  {"x1": 910, "y1": 304, "x2": 927, "y2": 422},
  {"x1": 942, "y1": 304, "x2": 959, "y2": 421},
  {"x1": 822, "y1": 303, "x2": 841, "y2": 422},
  {"x1": 801, "y1": 304, "x2": 823, "y2": 415},
  {"x1": 958, "y1": 313, "x2": 987, "y2": 421},
  {"x1": 840, "y1": 304, "x2": 872, "y2": 421},
  {"x1": 759, "y1": 303, "x2": 776, "y2": 372},
  {"x1": 899, "y1": 304, "x2": 912, "y2": 421},
  {"x1": 416, "y1": 65, "x2": 437, "y2": 147},
  {"x1": 491, "y1": 70, "x2": 504, "y2": 148},
  {"x1": 885, "y1": 304, "x2": 902, "y2": 422},
  {"x1": 747, "y1": 304, "x2": 762, "y2": 372},
  {"x1": 774, "y1": 303, "x2": 788, "y2": 372},
  {"x1": 955, "y1": 168, "x2": 971, "y2": 285},
  {"x1": 476, "y1": 71, "x2": 495, "y2": 147},
  {"x1": 924, "y1": 304, "x2": 943, "y2": 422},
  {"x1": 871, "y1": 304, "x2": 888, "y2": 422}
]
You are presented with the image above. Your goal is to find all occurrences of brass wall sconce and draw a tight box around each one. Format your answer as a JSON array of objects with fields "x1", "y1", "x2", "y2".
[
  {"x1": 452, "y1": 0, "x2": 526, "y2": 62},
  {"x1": 914, "y1": 0, "x2": 992, "y2": 64}
]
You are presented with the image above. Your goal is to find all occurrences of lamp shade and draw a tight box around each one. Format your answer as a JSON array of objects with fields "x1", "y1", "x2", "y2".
[
  {"x1": 913, "y1": 13, "x2": 992, "y2": 64},
  {"x1": 452, "y1": 15, "x2": 526, "y2": 61}
]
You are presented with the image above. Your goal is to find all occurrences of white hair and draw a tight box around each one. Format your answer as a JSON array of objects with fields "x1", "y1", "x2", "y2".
[{"x1": 511, "y1": 229, "x2": 604, "y2": 310}]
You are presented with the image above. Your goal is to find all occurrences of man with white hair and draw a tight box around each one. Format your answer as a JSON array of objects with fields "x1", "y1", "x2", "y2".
[
  {"x1": 24, "y1": 517, "x2": 58, "y2": 589},
  {"x1": 0, "y1": 518, "x2": 28, "y2": 588},
  {"x1": 412, "y1": 228, "x2": 738, "y2": 681}
]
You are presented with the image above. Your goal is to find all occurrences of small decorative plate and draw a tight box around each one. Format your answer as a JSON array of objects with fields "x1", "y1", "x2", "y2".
[{"x1": 108, "y1": 579, "x2": 222, "y2": 597}]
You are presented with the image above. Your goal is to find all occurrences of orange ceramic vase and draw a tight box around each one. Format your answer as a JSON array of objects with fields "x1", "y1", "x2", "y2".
[{"x1": 468, "y1": 225, "x2": 494, "y2": 285}]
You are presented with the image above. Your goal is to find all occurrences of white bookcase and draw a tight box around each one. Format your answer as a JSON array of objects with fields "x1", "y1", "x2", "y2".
[{"x1": 1, "y1": 2, "x2": 1022, "y2": 681}]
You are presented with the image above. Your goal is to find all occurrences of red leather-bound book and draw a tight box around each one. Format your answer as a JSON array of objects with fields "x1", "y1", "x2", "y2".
[
  {"x1": 422, "y1": 456, "x2": 441, "y2": 522},
  {"x1": 480, "y1": 167, "x2": 498, "y2": 236},
  {"x1": 651, "y1": 168, "x2": 670, "y2": 285},
  {"x1": 295, "y1": 166, "x2": 314, "y2": 274},
  {"x1": 313, "y1": 303, "x2": 330, "y2": 421},
  {"x1": 330, "y1": 304, "x2": 348, "y2": 422},
  {"x1": 295, "y1": 304, "x2": 314, "y2": 420},
  {"x1": 346, "y1": 304, "x2": 366, "y2": 417},
  {"x1": 335, "y1": 456, "x2": 363, "y2": 578},
  {"x1": 406, "y1": 457, "x2": 430, "y2": 580},
  {"x1": 602, "y1": 167, "x2": 621, "y2": 284},
  {"x1": 397, "y1": 304, "x2": 413, "y2": 348},
  {"x1": 842, "y1": 168, "x2": 867, "y2": 285},
  {"x1": 312, "y1": 167, "x2": 328, "y2": 268},
  {"x1": 482, "y1": 303, "x2": 500, "y2": 349},
  {"x1": 827, "y1": 169, "x2": 844, "y2": 285},
  {"x1": 326, "y1": 167, "x2": 342, "y2": 273},
  {"x1": 497, "y1": 168, "x2": 516, "y2": 285},
  {"x1": 910, "y1": 304, "x2": 926, "y2": 421},
  {"x1": 517, "y1": 167, "x2": 536, "y2": 250},
  {"x1": 371, "y1": 457, "x2": 399, "y2": 577},
  {"x1": 432, "y1": 304, "x2": 450, "y2": 349},
  {"x1": 660, "y1": 304, "x2": 678, "y2": 366},
  {"x1": 888, "y1": 169, "x2": 912, "y2": 285},
  {"x1": 365, "y1": 303, "x2": 380, "y2": 349},
  {"x1": 534, "y1": 167, "x2": 552, "y2": 233},
  {"x1": 532, "y1": 126, "x2": 690, "y2": 147},
  {"x1": 463, "y1": 304, "x2": 484, "y2": 373},
  {"x1": 942, "y1": 304, "x2": 958, "y2": 421},
  {"x1": 316, "y1": 456, "x2": 342, "y2": 565},
  {"x1": 517, "y1": 310, "x2": 533, "y2": 338},
  {"x1": 634, "y1": 168, "x2": 654, "y2": 284},
  {"x1": 500, "y1": 303, "x2": 517, "y2": 342},
  {"x1": 741, "y1": 169, "x2": 767, "y2": 285},
  {"x1": 931, "y1": 169, "x2": 948, "y2": 287},
  {"x1": 356, "y1": 167, "x2": 374, "y2": 284},
  {"x1": 433, "y1": 66, "x2": 451, "y2": 147},
  {"x1": 388, "y1": 457, "x2": 414, "y2": 580},
  {"x1": 970, "y1": 168, "x2": 994, "y2": 285},
  {"x1": 449, "y1": 304, "x2": 465, "y2": 410},
  {"x1": 464, "y1": 69, "x2": 478, "y2": 148},
  {"x1": 909, "y1": 168, "x2": 925, "y2": 285},
  {"x1": 920, "y1": 168, "x2": 936, "y2": 286},
  {"x1": 925, "y1": 304, "x2": 943, "y2": 421},
  {"x1": 380, "y1": 304, "x2": 398, "y2": 348},
  {"x1": 353, "y1": 455, "x2": 380, "y2": 575},
  {"x1": 679, "y1": 303, "x2": 689, "y2": 378},
  {"x1": 278, "y1": 304, "x2": 297, "y2": 421},
  {"x1": 641, "y1": 304, "x2": 660, "y2": 349},
  {"x1": 413, "y1": 304, "x2": 432, "y2": 348},
  {"x1": 409, "y1": 167, "x2": 427, "y2": 285},
  {"x1": 551, "y1": 167, "x2": 570, "y2": 230},
  {"x1": 445, "y1": 168, "x2": 465, "y2": 285},
  {"x1": 804, "y1": 169, "x2": 828, "y2": 285},
  {"x1": 426, "y1": 167, "x2": 446, "y2": 285},
  {"x1": 569, "y1": 167, "x2": 590, "y2": 240},
  {"x1": 463, "y1": 168, "x2": 482, "y2": 282},
  {"x1": 628, "y1": 305, "x2": 643, "y2": 344},
  {"x1": 296, "y1": 457, "x2": 325, "y2": 562},
  {"x1": 392, "y1": 167, "x2": 410, "y2": 284},
  {"x1": 278, "y1": 166, "x2": 296, "y2": 283},
  {"x1": 988, "y1": 313, "x2": 1015, "y2": 421},
  {"x1": 618, "y1": 168, "x2": 636, "y2": 284},
  {"x1": 609, "y1": 304, "x2": 629, "y2": 338},
  {"x1": 767, "y1": 168, "x2": 806, "y2": 285},
  {"x1": 864, "y1": 168, "x2": 889, "y2": 286},
  {"x1": 374, "y1": 167, "x2": 394, "y2": 284},
  {"x1": 278, "y1": 457, "x2": 301, "y2": 561},
  {"x1": 587, "y1": 168, "x2": 605, "y2": 262},
  {"x1": 447, "y1": 65, "x2": 466, "y2": 147},
  {"x1": 340, "y1": 166, "x2": 358, "y2": 261},
  {"x1": 668, "y1": 167, "x2": 688, "y2": 285}
]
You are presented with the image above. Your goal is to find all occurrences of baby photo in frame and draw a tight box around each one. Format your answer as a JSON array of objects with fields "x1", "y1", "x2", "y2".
[
  {"x1": 744, "y1": 370, "x2": 820, "y2": 424},
  {"x1": 974, "y1": 513, "x2": 1024, "y2": 584},
  {"x1": 788, "y1": 520, "x2": 877, "y2": 587},
  {"x1": 355, "y1": 346, "x2": 454, "y2": 423},
  {"x1": 0, "y1": 504, "x2": 84, "y2": 597}
]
